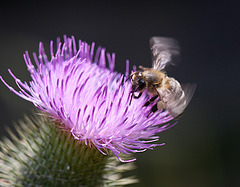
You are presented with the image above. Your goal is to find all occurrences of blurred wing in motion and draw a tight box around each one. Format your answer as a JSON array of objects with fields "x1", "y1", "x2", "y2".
[
  {"x1": 150, "y1": 36, "x2": 181, "y2": 70},
  {"x1": 181, "y1": 83, "x2": 197, "y2": 108},
  {"x1": 166, "y1": 83, "x2": 196, "y2": 118}
]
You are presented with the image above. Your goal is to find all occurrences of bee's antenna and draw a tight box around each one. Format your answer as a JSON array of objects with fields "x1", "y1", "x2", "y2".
[{"x1": 125, "y1": 76, "x2": 130, "y2": 82}]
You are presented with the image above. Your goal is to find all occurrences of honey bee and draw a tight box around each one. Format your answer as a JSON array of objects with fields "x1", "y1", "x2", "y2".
[{"x1": 130, "y1": 37, "x2": 196, "y2": 118}]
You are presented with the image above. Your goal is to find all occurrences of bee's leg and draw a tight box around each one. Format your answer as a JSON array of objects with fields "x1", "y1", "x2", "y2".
[
  {"x1": 157, "y1": 101, "x2": 165, "y2": 110},
  {"x1": 133, "y1": 92, "x2": 142, "y2": 99},
  {"x1": 129, "y1": 93, "x2": 134, "y2": 105},
  {"x1": 143, "y1": 95, "x2": 158, "y2": 107},
  {"x1": 129, "y1": 92, "x2": 142, "y2": 105},
  {"x1": 144, "y1": 85, "x2": 162, "y2": 106},
  {"x1": 147, "y1": 103, "x2": 158, "y2": 118}
]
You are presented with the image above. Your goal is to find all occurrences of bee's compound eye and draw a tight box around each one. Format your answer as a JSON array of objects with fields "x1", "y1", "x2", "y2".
[
  {"x1": 139, "y1": 79, "x2": 145, "y2": 84},
  {"x1": 138, "y1": 78, "x2": 146, "y2": 90}
]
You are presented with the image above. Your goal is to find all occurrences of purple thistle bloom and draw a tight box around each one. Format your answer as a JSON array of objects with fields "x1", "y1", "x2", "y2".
[{"x1": 0, "y1": 35, "x2": 174, "y2": 162}]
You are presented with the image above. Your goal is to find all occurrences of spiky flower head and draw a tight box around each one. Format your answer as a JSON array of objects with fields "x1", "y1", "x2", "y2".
[{"x1": 0, "y1": 35, "x2": 174, "y2": 162}]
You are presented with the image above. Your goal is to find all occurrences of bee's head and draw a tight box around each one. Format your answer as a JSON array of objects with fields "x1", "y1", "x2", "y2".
[{"x1": 130, "y1": 72, "x2": 146, "y2": 93}]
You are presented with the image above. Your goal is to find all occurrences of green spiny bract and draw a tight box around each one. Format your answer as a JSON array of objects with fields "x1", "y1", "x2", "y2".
[{"x1": 0, "y1": 113, "x2": 138, "y2": 187}]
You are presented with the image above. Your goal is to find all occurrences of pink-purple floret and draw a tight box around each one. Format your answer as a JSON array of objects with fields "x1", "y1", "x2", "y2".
[{"x1": 0, "y1": 35, "x2": 175, "y2": 162}]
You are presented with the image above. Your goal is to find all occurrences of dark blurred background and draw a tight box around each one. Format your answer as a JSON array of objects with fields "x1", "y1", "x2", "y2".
[{"x1": 0, "y1": 1, "x2": 239, "y2": 186}]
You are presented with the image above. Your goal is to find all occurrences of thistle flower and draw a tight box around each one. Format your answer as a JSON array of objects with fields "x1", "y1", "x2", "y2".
[{"x1": 0, "y1": 35, "x2": 174, "y2": 162}]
